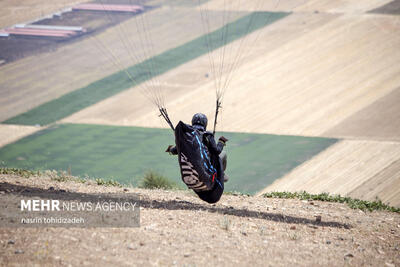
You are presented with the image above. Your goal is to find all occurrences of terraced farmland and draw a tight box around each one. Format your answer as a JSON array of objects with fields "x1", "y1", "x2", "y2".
[{"x1": 1, "y1": 0, "x2": 399, "y2": 205}]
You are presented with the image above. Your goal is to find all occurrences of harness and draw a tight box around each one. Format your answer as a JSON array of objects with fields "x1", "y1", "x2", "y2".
[{"x1": 175, "y1": 121, "x2": 222, "y2": 192}]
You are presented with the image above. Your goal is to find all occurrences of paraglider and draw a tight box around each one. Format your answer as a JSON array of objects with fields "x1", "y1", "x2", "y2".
[
  {"x1": 166, "y1": 113, "x2": 229, "y2": 203},
  {"x1": 92, "y1": 0, "x2": 283, "y2": 203}
]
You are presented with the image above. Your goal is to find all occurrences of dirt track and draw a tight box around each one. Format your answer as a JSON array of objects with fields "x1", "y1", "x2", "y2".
[{"x1": 1, "y1": 173, "x2": 399, "y2": 266}]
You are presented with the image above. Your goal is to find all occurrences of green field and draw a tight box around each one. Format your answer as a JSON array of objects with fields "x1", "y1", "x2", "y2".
[
  {"x1": 0, "y1": 123, "x2": 337, "y2": 194},
  {"x1": 2, "y1": 11, "x2": 290, "y2": 126}
]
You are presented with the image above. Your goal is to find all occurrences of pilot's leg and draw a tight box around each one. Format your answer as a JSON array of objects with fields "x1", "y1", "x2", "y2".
[{"x1": 219, "y1": 151, "x2": 228, "y2": 182}]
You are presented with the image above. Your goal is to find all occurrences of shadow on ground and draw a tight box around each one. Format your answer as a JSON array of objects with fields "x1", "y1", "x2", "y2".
[{"x1": 0, "y1": 182, "x2": 351, "y2": 229}]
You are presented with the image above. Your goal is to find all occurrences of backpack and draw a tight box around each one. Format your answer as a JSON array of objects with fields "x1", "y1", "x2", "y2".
[{"x1": 174, "y1": 121, "x2": 218, "y2": 192}]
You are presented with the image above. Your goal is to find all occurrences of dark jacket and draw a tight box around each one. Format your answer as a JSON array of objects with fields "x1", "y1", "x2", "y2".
[
  {"x1": 171, "y1": 125, "x2": 225, "y2": 203},
  {"x1": 170, "y1": 128, "x2": 224, "y2": 157}
]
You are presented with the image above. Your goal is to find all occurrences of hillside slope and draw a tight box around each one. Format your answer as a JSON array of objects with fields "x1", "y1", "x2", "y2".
[
  {"x1": 1, "y1": 0, "x2": 399, "y2": 226},
  {"x1": 1, "y1": 173, "x2": 399, "y2": 266}
]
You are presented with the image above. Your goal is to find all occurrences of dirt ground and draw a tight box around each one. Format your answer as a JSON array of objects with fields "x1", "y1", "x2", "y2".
[{"x1": 0, "y1": 173, "x2": 399, "y2": 266}]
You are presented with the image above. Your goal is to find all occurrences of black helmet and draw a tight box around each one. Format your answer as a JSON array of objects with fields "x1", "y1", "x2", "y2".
[{"x1": 191, "y1": 113, "x2": 208, "y2": 130}]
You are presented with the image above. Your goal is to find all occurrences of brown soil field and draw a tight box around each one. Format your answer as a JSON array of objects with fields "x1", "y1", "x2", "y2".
[
  {"x1": 323, "y1": 86, "x2": 400, "y2": 141},
  {"x1": 370, "y1": 0, "x2": 400, "y2": 15},
  {"x1": 258, "y1": 140, "x2": 400, "y2": 208},
  {"x1": 293, "y1": 0, "x2": 393, "y2": 13},
  {"x1": 0, "y1": 125, "x2": 42, "y2": 148},
  {"x1": 1, "y1": 173, "x2": 399, "y2": 266},
  {"x1": 65, "y1": 12, "x2": 400, "y2": 138},
  {"x1": 0, "y1": 9, "x2": 137, "y2": 63},
  {"x1": 0, "y1": 6, "x2": 242, "y2": 122}
]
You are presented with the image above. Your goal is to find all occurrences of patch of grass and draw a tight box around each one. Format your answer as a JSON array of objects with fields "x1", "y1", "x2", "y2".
[
  {"x1": 223, "y1": 191, "x2": 250, "y2": 196},
  {"x1": 0, "y1": 167, "x2": 125, "y2": 187},
  {"x1": 43, "y1": 169, "x2": 88, "y2": 184},
  {"x1": 45, "y1": 170, "x2": 70, "y2": 182},
  {"x1": 95, "y1": 178, "x2": 122, "y2": 187},
  {"x1": 0, "y1": 167, "x2": 38, "y2": 178},
  {"x1": 76, "y1": 176, "x2": 87, "y2": 184},
  {"x1": 258, "y1": 226, "x2": 267, "y2": 236},
  {"x1": 288, "y1": 233, "x2": 299, "y2": 240},
  {"x1": 219, "y1": 216, "x2": 231, "y2": 231},
  {"x1": 140, "y1": 171, "x2": 178, "y2": 190},
  {"x1": 263, "y1": 191, "x2": 400, "y2": 213}
]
